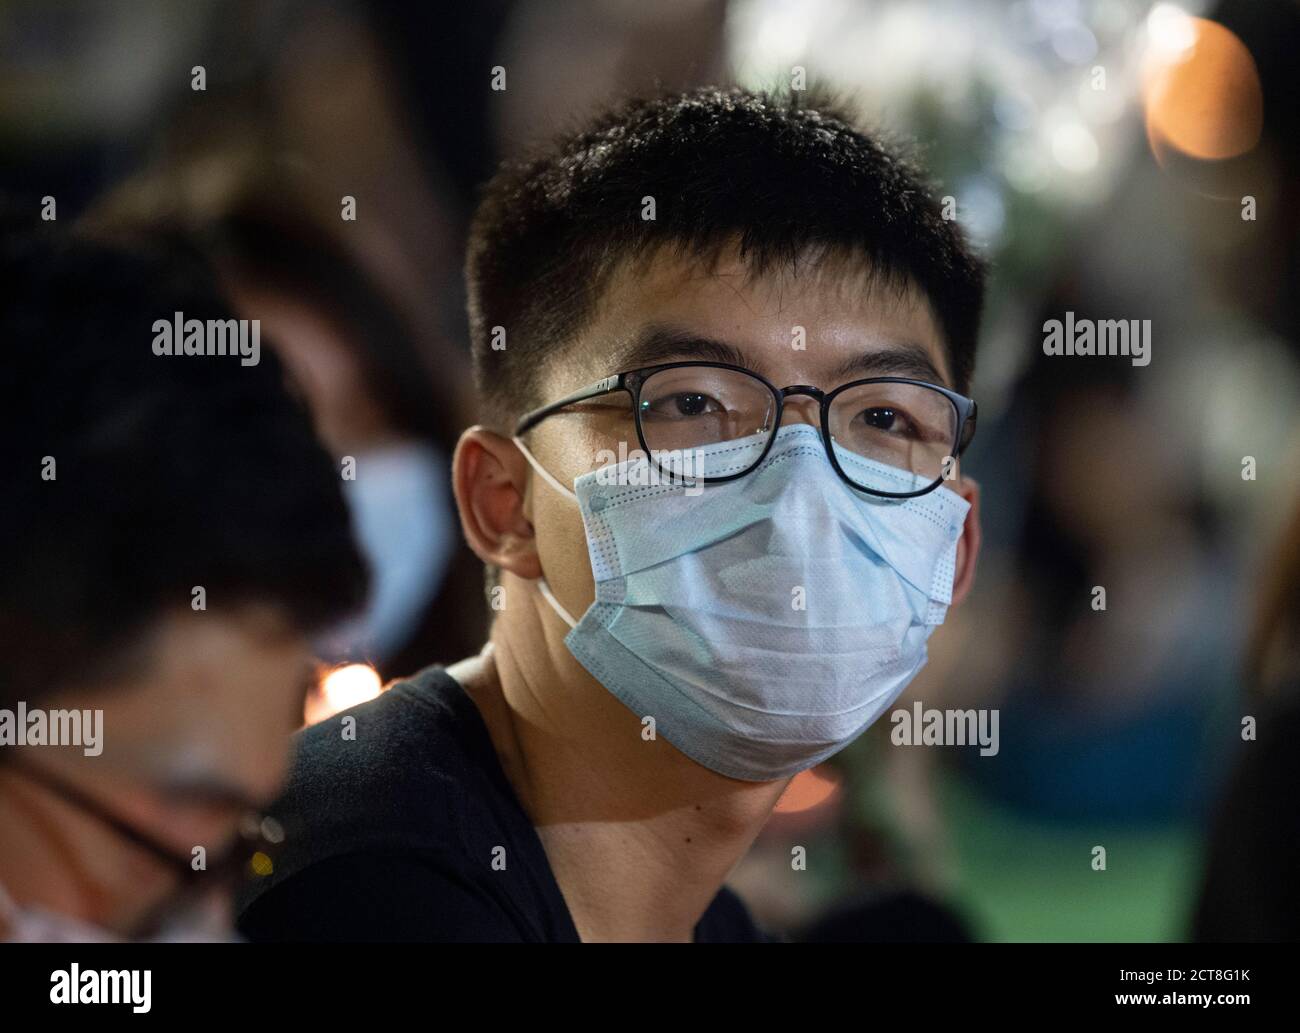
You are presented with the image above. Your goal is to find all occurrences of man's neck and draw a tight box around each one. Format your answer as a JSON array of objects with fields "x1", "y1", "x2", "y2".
[{"x1": 450, "y1": 626, "x2": 788, "y2": 942}]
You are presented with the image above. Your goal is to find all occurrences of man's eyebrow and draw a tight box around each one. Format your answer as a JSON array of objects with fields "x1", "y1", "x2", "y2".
[
  {"x1": 825, "y1": 343, "x2": 949, "y2": 387},
  {"x1": 610, "y1": 324, "x2": 754, "y2": 372},
  {"x1": 608, "y1": 324, "x2": 950, "y2": 388}
]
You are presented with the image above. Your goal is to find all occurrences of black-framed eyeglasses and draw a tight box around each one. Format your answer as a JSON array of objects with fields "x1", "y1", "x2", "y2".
[
  {"x1": 514, "y1": 360, "x2": 977, "y2": 499},
  {"x1": 5, "y1": 756, "x2": 285, "y2": 937}
]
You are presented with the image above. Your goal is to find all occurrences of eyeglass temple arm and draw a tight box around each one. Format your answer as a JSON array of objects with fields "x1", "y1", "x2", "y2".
[
  {"x1": 9, "y1": 757, "x2": 202, "y2": 871},
  {"x1": 958, "y1": 400, "x2": 978, "y2": 454},
  {"x1": 514, "y1": 374, "x2": 625, "y2": 436}
]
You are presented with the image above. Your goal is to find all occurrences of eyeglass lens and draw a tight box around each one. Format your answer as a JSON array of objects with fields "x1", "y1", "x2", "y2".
[{"x1": 636, "y1": 365, "x2": 959, "y2": 494}]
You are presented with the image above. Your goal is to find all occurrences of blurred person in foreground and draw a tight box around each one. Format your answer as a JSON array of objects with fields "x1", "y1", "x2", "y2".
[
  {"x1": 0, "y1": 230, "x2": 367, "y2": 941},
  {"x1": 237, "y1": 87, "x2": 985, "y2": 943},
  {"x1": 1193, "y1": 494, "x2": 1300, "y2": 941}
]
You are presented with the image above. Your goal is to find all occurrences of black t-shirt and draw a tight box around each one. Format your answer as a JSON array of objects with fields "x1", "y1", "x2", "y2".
[{"x1": 236, "y1": 665, "x2": 775, "y2": 942}]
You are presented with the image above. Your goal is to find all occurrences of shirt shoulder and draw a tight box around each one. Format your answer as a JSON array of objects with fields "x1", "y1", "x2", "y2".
[
  {"x1": 237, "y1": 665, "x2": 569, "y2": 938},
  {"x1": 238, "y1": 848, "x2": 532, "y2": 942},
  {"x1": 270, "y1": 665, "x2": 478, "y2": 853}
]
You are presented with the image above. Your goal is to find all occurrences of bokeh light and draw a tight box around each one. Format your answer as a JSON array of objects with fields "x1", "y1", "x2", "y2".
[
  {"x1": 1144, "y1": 9, "x2": 1263, "y2": 162},
  {"x1": 305, "y1": 663, "x2": 384, "y2": 725}
]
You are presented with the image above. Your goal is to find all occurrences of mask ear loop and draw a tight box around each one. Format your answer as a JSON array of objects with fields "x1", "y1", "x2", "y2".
[
  {"x1": 536, "y1": 578, "x2": 579, "y2": 630},
  {"x1": 511, "y1": 436, "x2": 578, "y2": 502},
  {"x1": 511, "y1": 436, "x2": 581, "y2": 630}
]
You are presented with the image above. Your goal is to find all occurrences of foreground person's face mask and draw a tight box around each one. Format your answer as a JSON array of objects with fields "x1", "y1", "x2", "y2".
[
  {"x1": 517, "y1": 422, "x2": 970, "y2": 781},
  {"x1": 0, "y1": 882, "x2": 238, "y2": 944}
]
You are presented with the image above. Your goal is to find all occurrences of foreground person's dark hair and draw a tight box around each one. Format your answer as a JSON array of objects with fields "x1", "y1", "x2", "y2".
[
  {"x1": 467, "y1": 85, "x2": 986, "y2": 427},
  {"x1": 0, "y1": 229, "x2": 368, "y2": 701}
]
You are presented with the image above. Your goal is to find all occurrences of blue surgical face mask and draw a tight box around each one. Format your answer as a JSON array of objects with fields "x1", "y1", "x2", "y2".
[
  {"x1": 324, "y1": 442, "x2": 455, "y2": 662},
  {"x1": 514, "y1": 422, "x2": 970, "y2": 782}
]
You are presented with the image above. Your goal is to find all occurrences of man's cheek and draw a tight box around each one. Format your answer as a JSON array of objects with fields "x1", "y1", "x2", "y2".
[{"x1": 535, "y1": 504, "x2": 596, "y2": 605}]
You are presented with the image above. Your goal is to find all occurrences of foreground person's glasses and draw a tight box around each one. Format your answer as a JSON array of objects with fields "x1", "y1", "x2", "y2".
[
  {"x1": 7, "y1": 757, "x2": 284, "y2": 938},
  {"x1": 515, "y1": 360, "x2": 978, "y2": 498}
]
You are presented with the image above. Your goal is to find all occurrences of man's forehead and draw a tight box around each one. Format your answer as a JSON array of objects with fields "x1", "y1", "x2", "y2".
[{"x1": 574, "y1": 243, "x2": 953, "y2": 389}]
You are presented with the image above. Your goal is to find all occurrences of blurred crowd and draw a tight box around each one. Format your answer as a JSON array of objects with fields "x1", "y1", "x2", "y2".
[{"x1": 3, "y1": 0, "x2": 1298, "y2": 941}]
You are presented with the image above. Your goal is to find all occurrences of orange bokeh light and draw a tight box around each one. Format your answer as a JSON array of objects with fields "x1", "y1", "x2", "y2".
[
  {"x1": 774, "y1": 766, "x2": 842, "y2": 815},
  {"x1": 304, "y1": 662, "x2": 384, "y2": 725},
  {"x1": 1143, "y1": 9, "x2": 1263, "y2": 162}
]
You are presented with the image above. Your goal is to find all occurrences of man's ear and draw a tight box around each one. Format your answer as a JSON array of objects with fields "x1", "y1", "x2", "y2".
[
  {"x1": 452, "y1": 426, "x2": 542, "y2": 580},
  {"x1": 950, "y1": 474, "x2": 982, "y2": 606}
]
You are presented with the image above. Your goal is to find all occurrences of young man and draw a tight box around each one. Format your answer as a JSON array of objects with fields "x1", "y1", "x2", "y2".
[
  {"x1": 0, "y1": 232, "x2": 367, "y2": 940},
  {"x1": 236, "y1": 86, "x2": 985, "y2": 942}
]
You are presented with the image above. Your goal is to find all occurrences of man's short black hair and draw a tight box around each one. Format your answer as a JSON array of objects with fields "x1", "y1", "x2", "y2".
[
  {"x1": 0, "y1": 229, "x2": 368, "y2": 701},
  {"x1": 466, "y1": 85, "x2": 986, "y2": 428}
]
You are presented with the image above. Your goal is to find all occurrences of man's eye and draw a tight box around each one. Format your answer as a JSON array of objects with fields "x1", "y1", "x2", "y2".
[
  {"x1": 864, "y1": 407, "x2": 898, "y2": 430},
  {"x1": 860, "y1": 407, "x2": 918, "y2": 437},
  {"x1": 645, "y1": 392, "x2": 721, "y2": 418}
]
